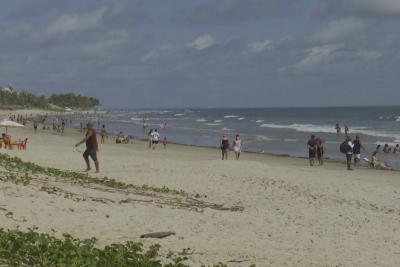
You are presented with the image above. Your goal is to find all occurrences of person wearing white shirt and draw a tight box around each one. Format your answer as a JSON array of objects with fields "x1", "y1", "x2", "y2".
[
  {"x1": 151, "y1": 129, "x2": 160, "y2": 149},
  {"x1": 345, "y1": 137, "x2": 355, "y2": 171}
]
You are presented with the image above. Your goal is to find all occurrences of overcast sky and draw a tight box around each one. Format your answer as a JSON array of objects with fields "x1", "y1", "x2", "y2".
[{"x1": 1, "y1": 0, "x2": 399, "y2": 108}]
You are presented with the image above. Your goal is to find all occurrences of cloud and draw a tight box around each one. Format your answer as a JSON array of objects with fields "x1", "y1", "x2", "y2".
[
  {"x1": 47, "y1": 3, "x2": 126, "y2": 35},
  {"x1": 311, "y1": 17, "x2": 366, "y2": 44},
  {"x1": 291, "y1": 43, "x2": 344, "y2": 73},
  {"x1": 248, "y1": 40, "x2": 273, "y2": 53},
  {"x1": 320, "y1": 0, "x2": 400, "y2": 17},
  {"x1": 180, "y1": 0, "x2": 301, "y2": 25},
  {"x1": 186, "y1": 34, "x2": 219, "y2": 50}
]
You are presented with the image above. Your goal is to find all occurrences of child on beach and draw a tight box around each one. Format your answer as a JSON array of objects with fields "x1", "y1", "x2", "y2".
[
  {"x1": 100, "y1": 125, "x2": 107, "y2": 144},
  {"x1": 163, "y1": 136, "x2": 168, "y2": 149}
]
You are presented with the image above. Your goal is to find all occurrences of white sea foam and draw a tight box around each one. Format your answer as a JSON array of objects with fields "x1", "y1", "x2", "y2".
[
  {"x1": 130, "y1": 117, "x2": 142, "y2": 121},
  {"x1": 284, "y1": 138, "x2": 298, "y2": 142},
  {"x1": 196, "y1": 118, "x2": 208, "y2": 122},
  {"x1": 256, "y1": 120, "x2": 264, "y2": 123},
  {"x1": 205, "y1": 124, "x2": 221, "y2": 127},
  {"x1": 224, "y1": 115, "x2": 238, "y2": 119},
  {"x1": 222, "y1": 128, "x2": 234, "y2": 132},
  {"x1": 237, "y1": 117, "x2": 246, "y2": 121},
  {"x1": 396, "y1": 116, "x2": 400, "y2": 122},
  {"x1": 224, "y1": 115, "x2": 238, "y2": 118},
  {"x1": 260, "y1": 123, "x2": 400, "y2": 140},
  {"x1": 174, "y1": 113, "x2": 185, "y2": 117},
  {"x1": 214, "y1": 120, "x2": 223, "y2": 123},
  {"x1": 254, "y1": 135, "x2": 278, "y2": 141}
]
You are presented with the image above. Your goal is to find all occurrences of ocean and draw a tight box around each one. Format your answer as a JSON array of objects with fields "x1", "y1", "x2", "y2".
[{"x1": 75, "y1": 106, "x2": 400, "y2": 170}]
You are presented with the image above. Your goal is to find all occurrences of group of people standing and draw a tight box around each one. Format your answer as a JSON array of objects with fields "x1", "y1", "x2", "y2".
[
  {"x1": 220, "y1": 134, "x2": 242, "y2": 160},
  {"x1": 308, "y1": 131, "x2": 394, "y2": 171},
  {"x1": 307, "y1": 135, "x2": 325, "y2": 166}
]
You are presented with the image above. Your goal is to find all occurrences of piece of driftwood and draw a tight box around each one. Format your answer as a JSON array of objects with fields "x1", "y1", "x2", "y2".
[{"x1": 140, "y1": 231, "x2": 176, "y2": 239}]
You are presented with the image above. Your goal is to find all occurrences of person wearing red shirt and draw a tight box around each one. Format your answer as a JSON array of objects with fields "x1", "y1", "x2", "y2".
[{"x1": 75, "y1": 122, "x2": 99, "y2": 173}]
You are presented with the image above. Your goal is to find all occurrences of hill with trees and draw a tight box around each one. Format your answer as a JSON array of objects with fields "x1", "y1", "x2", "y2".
[{"x1": 0, "y1": 88, "x2": 100, "y2": 110}]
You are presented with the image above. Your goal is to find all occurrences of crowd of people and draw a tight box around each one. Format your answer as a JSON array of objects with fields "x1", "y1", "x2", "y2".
[{"x1": 306, "y1": 123, "x2": 398, "y2": 171}]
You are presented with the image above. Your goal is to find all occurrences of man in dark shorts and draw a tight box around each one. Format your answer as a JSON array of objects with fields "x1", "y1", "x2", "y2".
[
  {"x1": 75, "y1": 122, "x2": 99, "y2": 173},
  {"x1": 344, "y1": 136, "x2": 354, "y2": 171},
  {"x1": 352, "y1": 136, "x2": 365, "y2": 166},
  {"x1": 307, "y1": 135, "x2": 317, "y2": 166}
]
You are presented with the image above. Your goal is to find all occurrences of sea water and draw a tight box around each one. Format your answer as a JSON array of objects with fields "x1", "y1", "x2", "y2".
[{"x1": 77, "y1": 106, "x2": 400, "y2": 170}]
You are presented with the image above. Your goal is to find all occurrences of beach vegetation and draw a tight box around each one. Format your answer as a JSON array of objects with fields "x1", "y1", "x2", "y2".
[
  {"x1": 0, "y1": 90, "x2": 48, "y2": 108},
  {"x1": 48, "y1": 93, "x2": 100, "y2": 109},
  {"x1": 0, "y1": 227, "x2": 189, "y2": 267},
  {"x1": 0, "y1": 90, "x2": 100, "y2": 109}
]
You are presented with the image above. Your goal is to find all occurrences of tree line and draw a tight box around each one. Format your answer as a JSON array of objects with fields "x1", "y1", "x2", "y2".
[{"x1": 0, "y1": 91, "x2": 100, "y2": 109}]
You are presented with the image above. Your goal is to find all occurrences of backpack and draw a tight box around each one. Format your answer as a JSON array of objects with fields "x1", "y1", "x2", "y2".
[{"x1": 340, "y1": 141, "x2": 348, "y2": 154}]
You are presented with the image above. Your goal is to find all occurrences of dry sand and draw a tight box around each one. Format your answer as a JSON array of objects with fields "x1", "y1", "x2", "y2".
[{"x1": 1, "y1": 121, "x2": 400, "y2": 266}]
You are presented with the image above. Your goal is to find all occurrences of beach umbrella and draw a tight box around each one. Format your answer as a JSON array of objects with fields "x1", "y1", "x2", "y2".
[{"x1": 0, "y1": 119, "x2": 24, "y2": 134}]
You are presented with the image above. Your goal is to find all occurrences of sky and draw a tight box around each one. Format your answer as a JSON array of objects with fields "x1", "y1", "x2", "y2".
[{"x1": 0, "y1": 0, "x2": 400, "y2": 108}]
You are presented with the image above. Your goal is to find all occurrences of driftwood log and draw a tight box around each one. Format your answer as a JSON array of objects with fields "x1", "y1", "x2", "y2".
[{"x1": 140, "y1": 231, "x2": 176, "y2": 239}]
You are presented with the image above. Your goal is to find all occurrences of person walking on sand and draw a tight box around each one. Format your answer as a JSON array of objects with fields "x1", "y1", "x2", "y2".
[
  {"x1": 220, "y1": 133, "x2": 229, "y2": 160},
  {"x1": 33, "y1": 121, "x2": 38, "y2": 134},
  {"x1": 232, "y1": 134, "x2": 242, "y2": 160},
  {"x1": 151, "y1": 129, "x2": 160, "y2": 149},
  {"x1": 343, "y1": 136, "x2": 354, "y2": 171},
  {"x1": 352, "y1": 136, "x2": 365, "y2": 166},
  {"x1": 148, "y1": 129, "x2": 153, "y2": 149},
  {"x1": 163, "y1": 136, "x2": 168, "y2": 149},
  {"x1": 316, "y1": 138, "x2": 325, "y2": 166},
  {"x1": 100, "y1": 125, "x2": 107, "y2": 144},
  {"x1": 307, "y1": 135, "x2": 317, "y2": 166},
  {"x1": 75, "y1": 122, "x2": 99, "y2": 173}
]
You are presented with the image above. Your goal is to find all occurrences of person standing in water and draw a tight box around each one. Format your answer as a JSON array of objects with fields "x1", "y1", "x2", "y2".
[
  {"x1": 220, "y1": 133, "x2": 229, "y2": 160},
  {"x1": 75, "y1": 122, "x2": 99, "y2": 173},
  {"x1": 335, "y1": 124, "x2": 341, "y2": 136},
  {"x1": 232, "y1": 134, "x2": 242, "y2": 160},
  {"x1": 142, "y1": 114, "x2": 149, "y2": 138},
  {"x1": 345, "y1": 125, "x2": 349, "y2": 136}
]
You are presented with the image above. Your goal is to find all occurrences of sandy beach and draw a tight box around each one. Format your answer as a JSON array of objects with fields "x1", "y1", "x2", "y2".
[{"x1": 1, "y1": 118, "x2": 400, "y2": 266}]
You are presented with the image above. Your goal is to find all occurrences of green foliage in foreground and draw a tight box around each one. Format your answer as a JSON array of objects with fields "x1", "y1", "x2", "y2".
[
  {"x1": 0, "y1": 227, "x2": 188, "y2": 267},
  {"x1": 0, "y1": 153, "x2": 187, "y2": 196}
]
